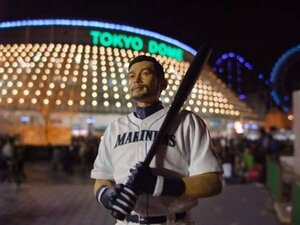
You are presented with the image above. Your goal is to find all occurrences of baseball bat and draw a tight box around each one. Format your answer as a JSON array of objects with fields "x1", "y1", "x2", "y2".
[{"x1": 112, "y1": 43, "x2": 212, "y2": 220}]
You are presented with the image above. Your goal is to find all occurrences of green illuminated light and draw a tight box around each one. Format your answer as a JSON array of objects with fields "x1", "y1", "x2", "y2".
[
  {"x1": 90, "y1": 30, "x2": 183, "y2": 61},
  {"x1": 90, "y1": 30, "x2": 143, "y2": 50},
  {"x1": 148, "y1": 40, "x2": 183, "y2": 61}
]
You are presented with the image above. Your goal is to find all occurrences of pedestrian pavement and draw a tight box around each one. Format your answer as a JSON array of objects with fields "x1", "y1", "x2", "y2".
[{"x1": 0, "y1": 161, "x2": 281, "y2": 225}]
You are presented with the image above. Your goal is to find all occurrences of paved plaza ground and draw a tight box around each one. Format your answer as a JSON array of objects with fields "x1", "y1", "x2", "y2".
[{"x1": 0, "y1": 161, "x2": 281, "y2": 225}]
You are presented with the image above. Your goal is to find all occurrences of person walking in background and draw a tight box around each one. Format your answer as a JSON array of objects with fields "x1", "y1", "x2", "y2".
[{"x1": 51, "y1": 146, "x2": 62, "y2": 171}]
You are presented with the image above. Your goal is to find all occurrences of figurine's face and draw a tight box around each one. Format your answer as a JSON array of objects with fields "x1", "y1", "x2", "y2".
[{"x1": 128, "y1": 61, "x2": 161, "y2": 107}]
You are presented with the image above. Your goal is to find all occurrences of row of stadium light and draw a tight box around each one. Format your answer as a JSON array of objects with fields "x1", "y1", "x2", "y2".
[{"x1": 0, "y1": 43, "x2": 251, "y2": 117}]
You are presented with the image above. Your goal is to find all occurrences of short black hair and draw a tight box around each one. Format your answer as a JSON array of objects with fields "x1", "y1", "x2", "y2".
[{"x1": 128, "y1": 55, "x2": 165, "y2": 80}]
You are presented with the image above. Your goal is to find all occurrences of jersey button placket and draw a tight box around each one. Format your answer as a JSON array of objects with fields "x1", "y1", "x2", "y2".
[
  {"x1": 141, "y1": 122, "x2": 148, "y2": 160},
  {"x1": 137, "y1": 122, "x2": 144, "y2": 161}
]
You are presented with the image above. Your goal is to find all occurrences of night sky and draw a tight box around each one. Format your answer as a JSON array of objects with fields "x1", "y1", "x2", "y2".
[{"x1": 1, "y1": 0, "x2": 299, "y2": 79}]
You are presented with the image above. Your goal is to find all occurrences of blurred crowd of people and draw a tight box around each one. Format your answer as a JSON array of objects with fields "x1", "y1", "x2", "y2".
[
  {"x1": 0, "y1": 134, "x2": 100, "y2": 183},
  {"x1": 213, "y1": 128, "x2": 294, "y2": 185},
  {"x1": 0, "y1": 134, "x2": 26, "y2": 185},
  {"x1": 47, "y1": 135, "x2": 99, "y2": 175}
]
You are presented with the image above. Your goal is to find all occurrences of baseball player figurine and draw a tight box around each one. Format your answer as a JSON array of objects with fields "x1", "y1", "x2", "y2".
[{"x1": 91, "y1": 55, "x2": 223, "y2": 225}]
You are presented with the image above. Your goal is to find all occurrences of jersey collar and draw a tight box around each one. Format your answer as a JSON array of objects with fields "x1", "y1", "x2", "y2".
[{"x1": 134, "y1": 101, "x2": 164, "y2": 119}]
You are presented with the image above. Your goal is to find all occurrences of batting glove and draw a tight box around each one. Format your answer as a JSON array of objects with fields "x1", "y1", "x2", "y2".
[
  {"x1": 96, "y1": 184, "x2": 137, "y2": 216},
  {"x1": 129, "y1": 162, "x2": 157, "y2": 194},
  {"x1": 128, "y1": 162, "x2": 186, "y2": 196}
]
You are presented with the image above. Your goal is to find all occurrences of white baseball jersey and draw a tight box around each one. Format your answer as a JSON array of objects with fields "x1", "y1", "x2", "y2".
[{"x1": 91, "y1": 106, "x2": 222, "y2": 216}]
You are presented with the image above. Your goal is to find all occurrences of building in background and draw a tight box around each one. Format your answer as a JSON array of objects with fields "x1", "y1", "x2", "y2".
[
  {"x1": 0, "y1": 19, "x2": 259, "y2": 146},
  {"x1": 213, "y1": 52, "x2": 271, "y2": 120}
]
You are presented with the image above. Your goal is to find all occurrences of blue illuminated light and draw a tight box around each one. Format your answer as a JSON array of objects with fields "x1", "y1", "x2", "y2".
[
  {"x1": 20, "y1": 116, "x2": 30, "y2": 123},
  {"x1": 250, "y1": 124, "x2": 259, "y2": 130},
  {"x1": 213, "y1": 52, "x2": 268, "y2": 102},
  {"x1": 237, "y1": 55, "x2": 245, "y2": 63},
  {"x1": 245, "y1": 62, "x2": 253, "y2": 70},
  {"x1": 0, "y1": 19, "x2": 196, "y2": 55},
  {"x1": 221, "y1": 53, "x2": 228, "y2": 60},
  {"x1": 228, "y1": 52, "x2": 235, "y2": 57},
  {"x1": 258, "y1": 74, "x2": 264, "y2": 79},
  {"x1": 216, "y1": 59, "x2": 222, "y2": 65},
  {"x1": 271, "y1": 90, "x2": 281, "y2": 105},
  {"x1": 270, "y1": 44, "x2": 300, "y2": 83},
  {"x1": 86, "y1": 117, "x2": 95, "y2": 124},
  {"x1": 270, "y1": 44, "x2": 300, "y2": 109},
  {"x1": 239, "y1": 94, "x2": 247, "y2": 100},
  {"x1": 214, "y1": 52, "x2": 256, "y2": 74}
]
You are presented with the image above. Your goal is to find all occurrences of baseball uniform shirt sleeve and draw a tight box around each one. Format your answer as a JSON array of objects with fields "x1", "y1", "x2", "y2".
[{"x1": 186, "y1": 112, "x2": 223, "y2": 176}]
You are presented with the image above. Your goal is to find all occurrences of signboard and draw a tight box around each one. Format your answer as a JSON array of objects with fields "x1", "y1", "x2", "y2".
[{"x1": 90, "y1": 30, "x2": 184, "y2": 61}]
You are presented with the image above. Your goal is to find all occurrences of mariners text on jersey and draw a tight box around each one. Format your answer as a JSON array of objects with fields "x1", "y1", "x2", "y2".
[{"x1": 114, "y1": 130, "x2": 176, "y2": 149}]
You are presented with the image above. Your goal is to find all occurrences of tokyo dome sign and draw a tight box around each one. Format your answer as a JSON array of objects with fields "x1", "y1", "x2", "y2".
[{"x1": 90, "y1": 30, "x2": 183, "y2": 61}]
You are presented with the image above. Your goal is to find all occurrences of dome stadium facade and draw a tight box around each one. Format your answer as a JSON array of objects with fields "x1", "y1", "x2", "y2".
[{"x1": 0, "y1": 19, "x2": 258, "y2": 145}]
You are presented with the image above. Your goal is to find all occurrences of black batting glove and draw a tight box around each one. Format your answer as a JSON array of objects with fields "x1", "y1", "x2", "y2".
[
  {"x1": 128, "y1": 162, "x2": 186, "y2": 197},
  {"x1": 96, "y1": 184, "x2": 137, "y2": 216},
  {"x1": 128, "y1": 162, "x2": 157, "y2": 195}
]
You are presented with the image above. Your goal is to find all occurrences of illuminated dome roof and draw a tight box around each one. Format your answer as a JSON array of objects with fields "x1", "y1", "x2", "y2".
[{"x1": 0, "y1": 19, "x2": 257, "y2": 120}]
